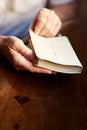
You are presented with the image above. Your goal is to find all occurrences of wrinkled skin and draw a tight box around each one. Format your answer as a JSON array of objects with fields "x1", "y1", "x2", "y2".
[{"x1": 0, "y1": 8, "x2": 62, "y2": 74}]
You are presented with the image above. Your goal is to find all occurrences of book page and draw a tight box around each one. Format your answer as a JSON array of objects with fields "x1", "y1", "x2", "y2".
[{"x1": 29, "y1": 30, "x2": 82, "y2": 68}]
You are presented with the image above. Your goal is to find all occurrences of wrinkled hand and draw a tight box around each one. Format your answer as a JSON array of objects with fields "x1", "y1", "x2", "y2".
[
  {"x1": 29, "y1": 8, "x2": 62, "y2": 37},
  {"x1": 1, "y1": 36, "x2": 53, "y2": 74}
]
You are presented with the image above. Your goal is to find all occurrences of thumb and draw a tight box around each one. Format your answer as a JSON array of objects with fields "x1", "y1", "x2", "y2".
[{"x1": 15, "y1": 39, "x2": 35, "y2": 60}]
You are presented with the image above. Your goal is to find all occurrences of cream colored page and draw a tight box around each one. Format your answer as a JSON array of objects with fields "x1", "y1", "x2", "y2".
[{"x1": 29, "y1": 30, "x2": 82, "y2": 67}]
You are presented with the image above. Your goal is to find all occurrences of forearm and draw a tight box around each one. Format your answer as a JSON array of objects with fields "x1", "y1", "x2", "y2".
[{"x1": 49, "y1": 1, "x2": 77, "y2": 22}]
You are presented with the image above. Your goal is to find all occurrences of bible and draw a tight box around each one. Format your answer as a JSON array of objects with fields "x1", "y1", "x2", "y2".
[{"x1": 29, "y1": 30, "x2": 83, "y2": 74}]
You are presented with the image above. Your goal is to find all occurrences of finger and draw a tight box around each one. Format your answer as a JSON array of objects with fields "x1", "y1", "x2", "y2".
[
  {"x1": 13, "y1": 40, "x2": 35, "y2": 60},
  {"x1": 9, "y1": 48, "x2": 34, "y2": 70},
  {"x1": 12, "y1": 49, "x2": 53, "y2": 74},
  {"x1": 50, "y1": 15, "x2": 62, "y2": 36},
  {"x1": 45, "y1": 22, "x2": 62, "y2": 37},
  {"x1": 40, "y1": 13, "x2": 62, "y2": 37},
  {"x1": 39, "y1": 10, "x2": 55, "y2": 36},
  {"x1": 18, "y1": 44, "x2": 34, "y2": 60},
  {"x1": 39, "y1": 19, "x2": 51, "y2": 36},
  {"x1": 34, "y1": 14, "x2": 47, "y2": 35},
  {"x1": 29, "y1": 15, "x2": 47, "y2": 35},
  {"x1": 7, "y1": 37, "x2": 34, "y2": 60},
  {"x1": 28, "y1": 16, "x2": 37, "y2": 31},
  {"x1": 29, "y1": 65, "x2": 53, "y2": 74}
]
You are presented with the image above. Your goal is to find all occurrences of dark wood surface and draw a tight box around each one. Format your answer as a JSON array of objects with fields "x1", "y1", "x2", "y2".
[{"x1": 0, "y1": 20, "x2": 87, "y2": 130}]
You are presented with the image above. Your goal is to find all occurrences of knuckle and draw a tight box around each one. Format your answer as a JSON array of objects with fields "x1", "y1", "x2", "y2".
[
  {"x1": 30, "y1": 68, "x2": 35, "y2": 73},
  {"x1": 39, "y1": 8, "x2": 46, "y2": 14},
  {"x1": 5, "y1": 36, "x2": 16, "y2": 46},
  {"x1": 22, "y1": 49, "x2": 28, "y2": 56},
  {"x1": 51, "y1": 10, "x2": 55, "y2": 15}
]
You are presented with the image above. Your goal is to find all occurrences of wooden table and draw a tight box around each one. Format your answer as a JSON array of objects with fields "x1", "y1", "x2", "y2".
[{"x1": 0, "y1": 20, "x2": 87, "y2": 130}]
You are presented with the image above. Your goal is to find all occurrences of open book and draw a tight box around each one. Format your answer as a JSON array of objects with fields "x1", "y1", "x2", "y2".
[{"x1": 29, "y1": 30, "x2": 83, "y2": 74}]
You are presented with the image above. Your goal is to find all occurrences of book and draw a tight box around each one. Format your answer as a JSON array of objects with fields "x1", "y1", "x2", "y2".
[{"x1": 29, "y1": 30, "x2": 83, "y2": 74}]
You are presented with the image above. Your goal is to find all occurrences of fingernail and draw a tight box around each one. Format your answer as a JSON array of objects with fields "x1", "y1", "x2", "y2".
[
  {"x1": 48, "y1": 71, "x2": 57, "y2": 74},
  {"x1": 48, "y1": 71, "x2": 52, "y2": 74}
]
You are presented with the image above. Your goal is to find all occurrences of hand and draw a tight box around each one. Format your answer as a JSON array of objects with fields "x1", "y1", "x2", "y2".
[
  {"x1": 29, "y1": 8, "x2": 62, "y2": 37},
  {"x1": 0, "y1": 36, "x2": 53, "y2": 74}
]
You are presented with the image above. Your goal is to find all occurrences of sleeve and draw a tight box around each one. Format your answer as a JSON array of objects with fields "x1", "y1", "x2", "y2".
[{"x1": 50, "y1": 0, "x2": 74, "y2": 5}]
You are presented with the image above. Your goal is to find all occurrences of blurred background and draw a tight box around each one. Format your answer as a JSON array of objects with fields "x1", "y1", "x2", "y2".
[{"x1": 76, "y1": 0, "x2": 87, "y2": 21}]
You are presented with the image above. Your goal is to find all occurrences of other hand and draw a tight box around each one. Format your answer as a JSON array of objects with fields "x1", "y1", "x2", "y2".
[
  {"x1": 29, "y1": 8, "x2": 62, "y2": 37},
  {"x1": 0, "y1": 36, "x2": 53, "y2": 74}
]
